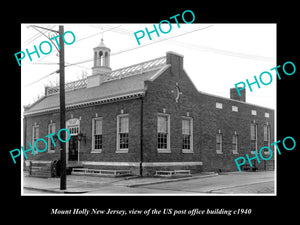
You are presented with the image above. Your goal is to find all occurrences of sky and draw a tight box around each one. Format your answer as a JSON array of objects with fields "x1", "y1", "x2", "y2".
[{"x1": 21, "y1": 23, "x2": 276, "y2": 109}]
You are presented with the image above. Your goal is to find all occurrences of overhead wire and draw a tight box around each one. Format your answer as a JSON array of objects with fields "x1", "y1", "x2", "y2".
[
  {"x1": 24, "y1": 25, "x2": 213, "y2": 87},
  {"x1": 29, "y1": 25, "x2": 123, "y2": 65},
  {"x1": 24, "y1": 24, "x2": 274, "y2": 88},
  {"x1": 76, "y1": 25, "x2": 122, "y2": 43},
  {"x1": 64, "y1": 25, "x2": 213, "y2": 68},
  {"x1": 88, "y1": 24, "x2": 274, "y2": 62},
  {"x1": 24, "y1": 69, "x2": 59, "y2": 87},
  {"x1": 24, "y1": 25, "x2": 56, "y2": 46}
]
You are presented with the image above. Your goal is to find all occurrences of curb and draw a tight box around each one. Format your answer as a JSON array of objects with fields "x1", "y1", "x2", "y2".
[
  {"x1": 205, "y1": 179, "x2": 275, "y2": 194},
  {"x1": 23, "y1": 172, "x2": 219, "y2": 193},
  {"x1": 127, "y1": 173, "x2": 218, "y2": 187},
  {"x1": 23, "y1": 186, "x2": 89, "y2": 194}
]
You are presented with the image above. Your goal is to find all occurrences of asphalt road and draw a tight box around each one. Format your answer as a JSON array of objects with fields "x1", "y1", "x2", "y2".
[
  {"x1": 23, "y1": 171, "x2": 275, "y2": 195},
  {"x1": 135, "y1": 172, "x2": 274, "y2": 194}
]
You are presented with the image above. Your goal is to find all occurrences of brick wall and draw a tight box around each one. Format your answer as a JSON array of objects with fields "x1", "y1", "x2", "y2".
[
  {"x1": 141, "y1": 52, "x2": 203, "y2": 174},
  {"x1": 24, "y1": 99, "x2": 142, "y2": 165},
  {"x1": 142, "y1": 51, "x2": 274, "y2": 173},
  {"x1": 23, "y1": 51, "x2": 275, "y2": 175},
  {"x1": 197, "y1": 92, "x2": 274, "y2": 172}
]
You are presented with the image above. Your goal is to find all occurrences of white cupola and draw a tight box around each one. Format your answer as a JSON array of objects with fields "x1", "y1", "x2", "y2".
[
  {"x1": 92, "y1": 38, "x2": 111, "y2": 75},
  {"x1": 88, "y1": 38, "x2": 112, "y2": 88}
]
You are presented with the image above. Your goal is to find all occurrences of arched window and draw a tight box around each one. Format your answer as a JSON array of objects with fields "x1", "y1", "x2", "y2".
[
  {"x1": 104, "y1": 51, "x2": 109, "y2": 67},
  {"x1": 99, "y1": 51, "x2": 103, "y2": 66},
  {"x1": 94, "y1": 52, "x2": 97, "y2": 66}
]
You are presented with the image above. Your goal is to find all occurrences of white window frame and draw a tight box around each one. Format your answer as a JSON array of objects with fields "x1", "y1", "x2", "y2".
[
  {"x1": 232, "y1": 106, "x2": 238, "y2": 112},
  {"x1": 265, "y1": 112, "x2": 270, "y2": 118},
  {"x1": 91, "y1": 117, "x2": 103, "y2": 153},
  {"x1": 251, "y1": 110, "x2": 257, "y2": 116},
  {"x1": 263, "y1": 124, "x2": 271, "y2": 155},
  {"x1": 250, "y1": 122, "x2": 258, "y2": 154},
  {"x1": 216, "y1": 102, "x2": 223, "y2": 109},
  {"x1": 32, "y1": 124, "x2": 39, "y2": 154},
  {"x1": 232, "y1": 132, "x2": 238, "y2": 154},
  {"x1": 216, "y1": 131, "x2": 223, "y2": 154},
  {"x1": 157, "y1": 113, "x2": 171, "y2": 153},
  {"x1": 116, "y1": 114, "x2": 129, "y2": 153},
  {"x1": 32, "y1": 124, "x2": 39, "y2": 146},
  {"x1": 48, "y1": 122, "x2": 56, "y2": 153},
  {"x1": 182, "y1": 116, "x2": 193, "y2": 153}
]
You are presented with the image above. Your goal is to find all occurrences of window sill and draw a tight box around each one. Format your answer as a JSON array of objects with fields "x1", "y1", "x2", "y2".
[
  {"x1": 216, "y1": 150, "x2": 223, "y2": 154},
  {"x1": 182, "y1": 149, "x2": 193, "y2": 153},
  {"x1": 48, "y1": 150, "x2": 55, "y2": 154},
  {"x1": 157, "y1": 149, "x2": 171, "y2": 153},
  {"x1": 232, "y1": 151, "x2": 239, "y2": 155},
  {"x1": 116, "y1": 149, "x2": 128, "y2": 153},
  {"x1": 91, "y1": 149, "x2": 102, "y2": 153}
]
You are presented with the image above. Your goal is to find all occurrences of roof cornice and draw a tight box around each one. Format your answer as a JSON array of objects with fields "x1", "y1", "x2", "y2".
[{"x1": 23, "y1": 91, "x2": 145, "y2": 117}]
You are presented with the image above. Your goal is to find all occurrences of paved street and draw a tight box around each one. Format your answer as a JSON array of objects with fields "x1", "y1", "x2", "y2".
[
  {"x1": 136, "y1": 172, "x2": 274, "y2": 194},
  {"x1": 23, "y1": 171, "x2": 275, "y2": 195}
]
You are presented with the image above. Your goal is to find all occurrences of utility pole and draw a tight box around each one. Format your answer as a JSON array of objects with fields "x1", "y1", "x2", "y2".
[
  {"x1": 59, "y1": 25, "x2": 67, "y2": 190},
  {"x1": 27, "y1": 25, "x2": 67, "y2": 190}
]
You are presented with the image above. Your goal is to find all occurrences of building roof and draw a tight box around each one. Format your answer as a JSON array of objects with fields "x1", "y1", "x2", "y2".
[
  {"x1": 94, "y1": 38, "x2": 110, "y2": 50},
  {"x1": 24, "y1": 56, "x2": 169, "y2": 116},
  {"x1": 23, "y1": 51, "x2": 274, "y2": 116}
]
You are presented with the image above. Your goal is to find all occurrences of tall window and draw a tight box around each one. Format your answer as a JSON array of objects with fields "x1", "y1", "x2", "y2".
[
  {"x1": 232, "y1": 132, "x2": 238, "y2": 154},
  {"x1": 250, "y1": 122, "x2": 257, "y2": 152},
  {"x1": 92, "y1": 118, "x2": 102, "y2": 152},
  {"x1": 263, "y1": 124, "x2": 271, "y2": 155},
  {"x1": 48, "y1": 123, "x2": 56, "y2": 152},
  {"x1": 117, "y1": 114, "x2": 129, "y2": 151},
  {"x1": 182, "y1": 117, "x2": 193, "y2": 152},
  {"x1": 216, "y1": 132, "x2": 223, "y2": 154},
  {"x1": 264, "y1": 124, "x2": 271, "y2": 146},
  {"x1": 32, "y1": 125, "x2": 39, "y2": 144},
  {"x1": 157, "y1": 114, "x2": 170, "y2": 152}
]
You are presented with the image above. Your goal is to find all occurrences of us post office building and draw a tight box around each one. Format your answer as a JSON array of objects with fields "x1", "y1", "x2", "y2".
[{"x1": 23, "y1": 39, "x2": 275, "y2": 176}]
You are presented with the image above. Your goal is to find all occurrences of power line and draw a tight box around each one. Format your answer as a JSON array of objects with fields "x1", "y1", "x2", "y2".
[
  {"x1": 26, "y1": 24, "x2": 210, "y2": 69},
  {"x1": 76, "y1": 25, "x2": 122, "y2": 43},
  {"x1": 166, "y1": 39, "x2": 275, "y2": 62},
  {"x1": 24, "y1": 25, "x2": 213, "y2": 87},
  {"x1": 24, "y1": 25, "x2": 56, "y2": 46},
  {"x1": 25, "y1": 24, "x2": 274, "y2": 88},
  {"x1": 89, "y1": 24, "x2": 274, "y2": 62},
  {"x1": 91, "y1": 24, "x2": 132, "y2": 36},
  {"x1": 65, "y1": 25, "x2": 213, "y2": 68},
  {"x1": 24, "y1": 69, "x2": 59, "y2": 87},
  {"x1": 30, "y1": 25, "x2": 122, "y2": 64}
]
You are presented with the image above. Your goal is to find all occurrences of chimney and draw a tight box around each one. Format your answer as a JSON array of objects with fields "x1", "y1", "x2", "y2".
[
  {"x1": 45, "y1": 86, "x2": 49, "y2": 96},
  {"x1": 166, "y1": 51, "x2": 183, "y2": 78},
  {"x1": 230, "y1": 87, "x2": 246, "y2": 102}
]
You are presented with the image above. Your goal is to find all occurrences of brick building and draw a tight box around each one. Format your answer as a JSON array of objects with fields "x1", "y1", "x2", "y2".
[{"x1": 23, "y1": 39, "x2": 275, "y2": 176}]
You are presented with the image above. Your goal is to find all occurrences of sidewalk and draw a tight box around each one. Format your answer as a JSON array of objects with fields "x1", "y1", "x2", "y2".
[{"x1": 22, "y1": 172, "x2": 218, "y2": 194}]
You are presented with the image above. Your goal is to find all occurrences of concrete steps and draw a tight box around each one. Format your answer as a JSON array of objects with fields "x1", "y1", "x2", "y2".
[
  {"x1": 71, "y1": 168, "x2": 132, "y2": 177},
  {"x1": 29, "y1": 162, "x2": 52, "y2": 178}
]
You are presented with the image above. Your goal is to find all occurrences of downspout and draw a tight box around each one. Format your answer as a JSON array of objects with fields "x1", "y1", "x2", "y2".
[
  {"x1": 139, "y1": 96, "x2": 144, "y2": 177},
  {"x1": 23, "y1": 115, "x2": 27, "y2": 170}
]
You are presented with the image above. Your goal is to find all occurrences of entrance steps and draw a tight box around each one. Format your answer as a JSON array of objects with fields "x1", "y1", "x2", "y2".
[
  {"x1": 67, "y1": 162, "x2": 83, "y2": 175},
  {"x1": 71, "y1": 168, "x2": 132, "y2": 177},
  {"x1": 29, "y1": 161, "x2": 52, "y2": 178}
]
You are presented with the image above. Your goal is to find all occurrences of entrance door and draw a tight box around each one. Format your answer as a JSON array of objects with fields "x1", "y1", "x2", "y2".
[{"x1": 68, "y1": 136, "x2": 78, "y2": 161}]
